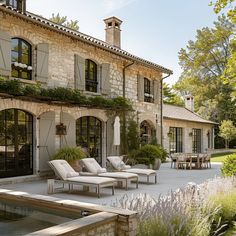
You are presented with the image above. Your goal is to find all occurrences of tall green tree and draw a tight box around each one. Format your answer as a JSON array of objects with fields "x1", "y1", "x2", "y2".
[
  {"x1": 174, "y1": 15, "x2": 236, "y2": 122},
  {"x1": 211, "y1": 0, "x2": 236, "y2": 99},
  {"x1": 219, "y1": 120, "x2": 236, "y2": 148},
  {"x1": 50, "y1": 13, "x2": 79, "y2": 31},
  {"x1": 163, "y1": 83, "x2": 184, "y2": 106}
]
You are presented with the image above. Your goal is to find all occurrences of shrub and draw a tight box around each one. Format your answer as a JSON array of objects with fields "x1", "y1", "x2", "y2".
[
  {"x1": 52, "y1": 146, "x2": 86, "y2": 162},
  {"x1": 211, "y1": 191, "x2": 236, "y2": 223},
  {"x1": 133, "y1": 144, "x2": 167, "y2": 165},
  {"x1": 221, "y1": 154, "x2": 236, "y2": 176}
]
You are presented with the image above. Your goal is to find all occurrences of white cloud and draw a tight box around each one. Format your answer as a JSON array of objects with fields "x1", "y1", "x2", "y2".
[{"x1": 103, "y1": 0, "x2": 137, "y2": 14}]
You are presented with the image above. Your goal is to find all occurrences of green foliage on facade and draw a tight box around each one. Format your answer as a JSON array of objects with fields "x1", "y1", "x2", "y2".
[
  {"x1": 221, "y1": 154, "x2": 236, "y2": 176},
  {"x1": 0, "y1": 77, "x2": 132, "y2": 111}
]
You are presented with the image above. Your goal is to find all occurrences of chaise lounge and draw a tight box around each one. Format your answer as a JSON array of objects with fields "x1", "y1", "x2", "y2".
[
  {"x1": 48, "y1": 160, "x2": 117, "y2": 198},
  {"x1": 107, "y1": 156, "x2": 157, "y2": 184},
  {"x1": 80, "y1": 158, "x2": 139, "y2": 190}
]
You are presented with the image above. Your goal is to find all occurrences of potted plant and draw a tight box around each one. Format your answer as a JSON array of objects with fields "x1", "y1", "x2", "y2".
[
  {"x1": 132, "y1": 144, "x2": 167, "y2": 170},
  {"x1": 52, "y1": 146, "x2": 87, "y2": 172}
]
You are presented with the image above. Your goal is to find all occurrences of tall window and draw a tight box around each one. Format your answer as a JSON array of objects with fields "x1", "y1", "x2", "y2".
[
  {"x1": 85, "y1": 59, "x2": 98, "y2": 92},
  {"x1": 11, "y1": 38, "x2": 32, "y2": 80},
  {"x1": 76, "y1": 116, "x2": 102, "y2": 164},
  {"x1": 0, "y1": 109, "x2": 33, "y2": 178},
  {"x1": 169, "y1": 127, "x2": 183, "y2": 153},
  {"x1": 144, "y1": 78, "x2": 153, "y2": 103},
  {"x1": 192, "y1": 128, "x2": 202, "y2": 153}
]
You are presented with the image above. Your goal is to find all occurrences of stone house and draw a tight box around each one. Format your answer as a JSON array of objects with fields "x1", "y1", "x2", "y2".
[
  {"x1": 163, "y1": 95, "x2": 216, "y2": 154},
  {"x1": 0, "y1": 0, "x2": 173, "y2": 178}
]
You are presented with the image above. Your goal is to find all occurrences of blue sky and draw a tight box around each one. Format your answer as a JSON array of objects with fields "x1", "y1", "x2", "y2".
[{"x1": 27, "y1": 0, "x2": 219, "y2": 85}]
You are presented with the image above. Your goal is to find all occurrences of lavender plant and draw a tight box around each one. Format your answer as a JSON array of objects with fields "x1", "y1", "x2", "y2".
[{"x1": 111, "y1": 177, "x2": 236, "y2": 236}]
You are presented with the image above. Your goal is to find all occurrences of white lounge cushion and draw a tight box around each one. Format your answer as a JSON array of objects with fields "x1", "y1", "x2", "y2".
[
  {"x1": 98, "y1": 172, "x2": 138, "y2": 179},
  {"x1": 123, "y1": 168, "x2": 156, "y2": 176},
  {"x1": 82, "y1": 158, "x2": 107, "y2": 174},
  {"x1": 49, "y1": 160, "x2": 79, "y2": 180},
  {"x1": 67, "y1": 171, "x2": 80, "y2": 178},
  {"x1": 107, "y1": 156, "x2": 131, "y2": 170},
  {"x1": 67, "y1": 176, "x2": 116, "y2": 184}
]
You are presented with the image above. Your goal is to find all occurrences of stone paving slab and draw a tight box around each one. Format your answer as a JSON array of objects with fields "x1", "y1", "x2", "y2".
[{"x1": 0, "y1": 163, "x2": 222, "y2": 206}]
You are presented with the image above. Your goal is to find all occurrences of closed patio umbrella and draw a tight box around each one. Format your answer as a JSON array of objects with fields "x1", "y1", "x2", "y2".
[{"x1": 113, "y1": 116, "x2": 120, "y2": 146}]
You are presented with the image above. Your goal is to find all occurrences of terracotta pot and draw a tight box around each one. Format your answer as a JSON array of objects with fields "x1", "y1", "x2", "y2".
[{"x1": 69, "y1": 159, "x2": 82, "y2": 172}]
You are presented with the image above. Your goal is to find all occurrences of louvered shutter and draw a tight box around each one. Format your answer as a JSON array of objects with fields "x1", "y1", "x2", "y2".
[
  {"x1": 137, "y1": 74, "x2": 144, "y2": 102},
  {"x1": 36, "y1": 43, "x2": 49, "y2": 83},
  {"x1": 74, "y1": 54, "x2": 85, "y2": 91},
  {"x1": 101, "y1": 63, "x2": 110, "y2": 95},
  {"x1": 0, "y1": 30, "x2": 11, "y2": 76},
  {"x1": 153, "y1": 80, "x2": 159, "y2": 104}
]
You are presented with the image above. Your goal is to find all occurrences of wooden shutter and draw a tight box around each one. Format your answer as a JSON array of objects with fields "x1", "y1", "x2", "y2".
[
  {"x1": 36, "y1": 43, "x2": 49, "y2": 83},
  {"x1": 153, "y1": 80, "x2": 159, "y2": 104},
  {"x1": 0, "y1": 30, "x2": 11, "y2": 76},
  {"x1": 74, "y1": 54, "x2": 85, "y2": 91},
  {"x1": 137, "y1": 74, "x2": 144, "y2": 102},
  {"x1": 101, "y1": 63, "x2": 110, "y2": 95}
]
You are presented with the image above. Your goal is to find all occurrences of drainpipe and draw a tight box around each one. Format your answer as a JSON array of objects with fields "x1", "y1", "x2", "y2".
[
  {"x1": 123, "y1": 61, "x2": 134, "y2": 98},
  {"x1": 160, "y1": 73, "x2": 171, "y2": 146}
]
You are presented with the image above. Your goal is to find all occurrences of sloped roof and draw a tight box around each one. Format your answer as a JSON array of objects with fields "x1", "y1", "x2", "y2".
[
  {"x1": 163, "y1": 104, "x2": 217, "y2": 124},
  {"x1": 0, "y1": 4, "x2": 173, "y2": 74}
]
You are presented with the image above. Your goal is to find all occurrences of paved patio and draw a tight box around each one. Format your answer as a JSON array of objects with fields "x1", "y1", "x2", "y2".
[{"x1": 0, "y1": 163, "x2": 222, "y2": 205}]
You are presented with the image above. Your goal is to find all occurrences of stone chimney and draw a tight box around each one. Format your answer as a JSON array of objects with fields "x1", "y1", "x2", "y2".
[
  {"x1": 184, "y1": 94, "x2": 194, "y2": 112},
  {"x1": 104, "y1": 16, "x2": 122, "y2": 48}
]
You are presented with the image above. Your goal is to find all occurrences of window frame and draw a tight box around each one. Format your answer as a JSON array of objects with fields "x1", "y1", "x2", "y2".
[
  {"x1": 85, "y1": 59, "x2": 98, "y2": 93},
  {"x1": 11, "y1": 38, "x2": 32, "y2": 80},
  {"x1": 192, "y1": 128, "x2": 202, "y2": 153},
  {"x1": 144, "y1": 77, "x2": 153, "y2": 103},
  {"x1": 169, "y1": 127, "x2": 183, "y2": 153}
]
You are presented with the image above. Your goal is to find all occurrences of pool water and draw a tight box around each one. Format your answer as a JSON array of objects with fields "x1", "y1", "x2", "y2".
[{"x1": 0, "y1": 200, "x2": 82, "y2": 235}]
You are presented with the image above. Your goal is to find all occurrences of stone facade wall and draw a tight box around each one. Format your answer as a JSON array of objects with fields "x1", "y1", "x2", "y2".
[{"x1": 163, "y1": 119, "x2": 214, "y2": 153}]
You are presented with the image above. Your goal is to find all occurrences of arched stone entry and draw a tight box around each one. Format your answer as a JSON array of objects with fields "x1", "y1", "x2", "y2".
[
  {"x1": 76, "y1": 116, "x2": 102, "y2": 164},
  {"x1": 140, "y1": 120, "x2": 156, "y2": 144},
  {"x1": 0, "y1": 109, "x2": 33, "y2": 178}
]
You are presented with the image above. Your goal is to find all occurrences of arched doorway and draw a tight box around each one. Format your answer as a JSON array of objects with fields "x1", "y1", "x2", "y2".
[
  {"x1": 76, "y1": 116, "x2": 102, "y2": 164},
  {"x1": 140, "y1": 120, "x2": 156, "y2": 144},
  {"x1": 0, "y1": 109, "x2": 33, "y2": 178}
]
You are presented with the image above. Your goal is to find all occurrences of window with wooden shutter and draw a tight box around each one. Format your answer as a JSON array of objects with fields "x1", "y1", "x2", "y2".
[
  {"x1": 144, "y1": 77, "x2": 153, "y2": 103},
  {"x1": 0, "y1": 30, "x2": 11, "y2": 77},
  {"x1": 85, "y1": 59, "x2": 98, "y2": 92},
  {"x1": 74, "y1": 54, "x2": 85, "y2": 91},
  {"x1": 101, "y1": 63, "x2": 110, "y2": 95},
  {"x1": 36, "y1": 43, "x2": 49, "y2": 83},
  {"x1": 11, "y1": 38, "x2": 32, "y2": 80}
]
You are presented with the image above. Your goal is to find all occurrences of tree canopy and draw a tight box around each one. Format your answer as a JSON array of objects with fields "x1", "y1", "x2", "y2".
[
  {"x1": 211, "y1": 0, "x2": 236, "y2": 99},
  {"x1": 174, "y1": 15, "x2": 236, "y2": 122},
  {"x1": 50, "y1": 13, "x2": 79, "y2": 31},
  {"x1": 219, "y1": 120, "x2": 236, "y2": 148},
  {"x1": 163, "y1": 83, "x2": 184, "y2": 106}
]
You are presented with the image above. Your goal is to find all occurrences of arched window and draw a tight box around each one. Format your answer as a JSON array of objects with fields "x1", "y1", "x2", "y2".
[
  {"x1": 11, "y1": 38, "x2": 32, "y2": 80},
  {"x1": 144, "y1": 78, "x2": 153, "y2": 103},
  {"x1": 0, "y1": 109, "x2": 33, "y2": 178},
  {"x1": 85, "y1": 59, "x2": 98, "y2": 92}
]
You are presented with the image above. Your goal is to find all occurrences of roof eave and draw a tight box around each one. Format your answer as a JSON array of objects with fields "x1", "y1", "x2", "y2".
[{"x1": 0, "y1": 5, "x2": 173, "y2": 74}]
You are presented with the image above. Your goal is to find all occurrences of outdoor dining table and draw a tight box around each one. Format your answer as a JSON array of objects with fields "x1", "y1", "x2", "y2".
[{"x1": 172, "y1": 153, "x2": 206, "y2": 169}]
